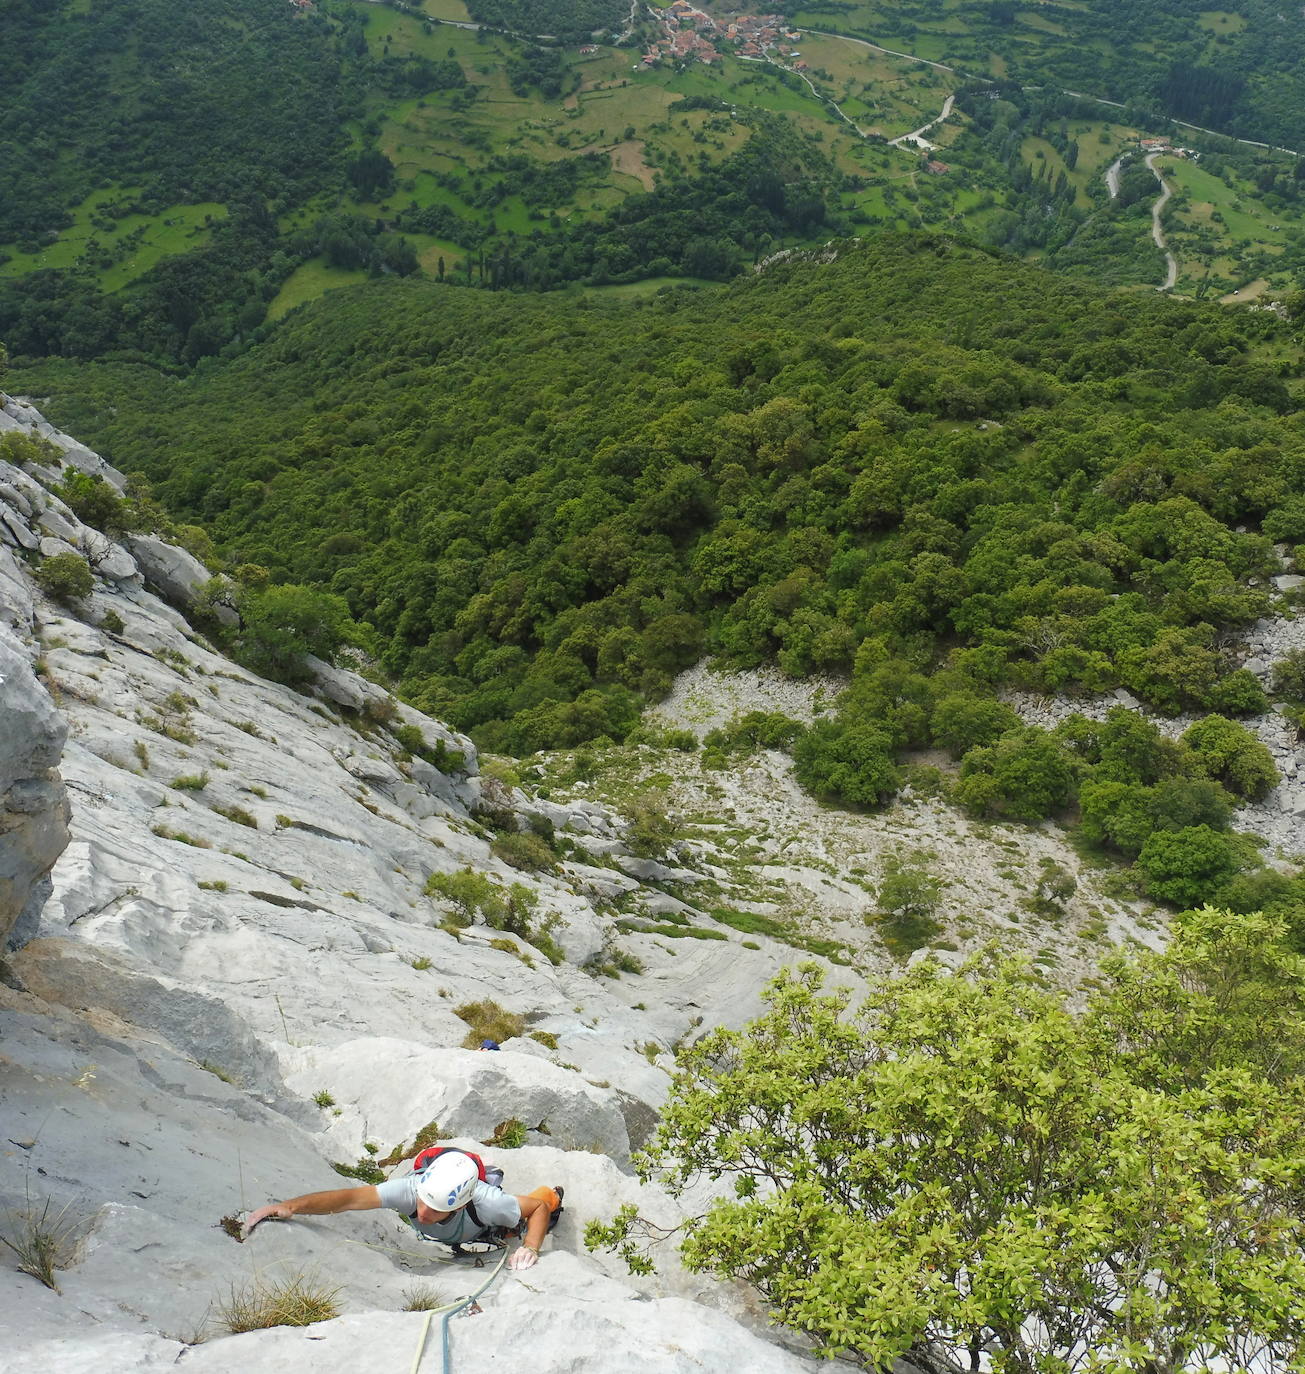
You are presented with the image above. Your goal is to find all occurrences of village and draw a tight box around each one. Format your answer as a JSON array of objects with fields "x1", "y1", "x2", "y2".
[{"x1": 639, "y1": 0, "x2": 807, "y2": 70}]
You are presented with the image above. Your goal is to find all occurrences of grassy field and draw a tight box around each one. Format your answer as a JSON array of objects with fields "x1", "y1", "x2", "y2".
[
  {"x1": 1159, "y1": 153, "x2": 1296, "y2": 295},
  {"x1": 266, "y1": 258, "x2": 370, "y2": 321},
  {"x1": 0, "y1": 191, "x2": 226, "y2": 290}
]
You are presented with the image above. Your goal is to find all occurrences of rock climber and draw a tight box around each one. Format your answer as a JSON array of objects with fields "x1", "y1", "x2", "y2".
[{"x1": 241, "y1": 1149, "x2": 562, "y2": 1271}]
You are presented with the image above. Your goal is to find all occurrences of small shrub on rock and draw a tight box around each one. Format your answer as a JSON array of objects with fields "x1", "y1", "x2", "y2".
[
  {"x1": 0, "y1": 430, "x2": 60, "y2": 470},
  {"x1": 34, "y1": 552, "x2": 93, "y2": 605},
  {"x1": 620, "y1": 788, "x2": 676, "y2": 859},
  {"x1": 1271, "y1": 649, "x2": 1305, "y2": 702},
  {"x1": 491, "y1": 829, "x2": 558, "y2": 873}
]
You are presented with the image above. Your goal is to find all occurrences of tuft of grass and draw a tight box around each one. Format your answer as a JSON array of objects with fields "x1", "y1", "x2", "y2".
[
  {"x1": 213, "y1": 804, "x2": 258, "y2": 829},
  {"x1": 171, "y1": 771, "x2": 210, "y2": 792},
  {"x1": 483, "y1": 1117, "x2": 527, "y2": 1149},
  {"x1": 198, "y1": 1060, "x2": 236, "y2": 1084},
  {"x1": 710, "y1": 907, "x2": 789, "y2": 939},
  {"x1": 528, "y1": 1030, "x2": 559, "y2": 1050},
  {"x1": 489, "y1": 936, "x2": 534, "y2": 968},
  {"x1": 197, "y1": 879, "x2": 228, "y2": 892},
  {"x1": 454, "y1": 999, "x2": 525, "y2": 1048},
  {"x1": 0, "y1": 1197, "x2": 81, "y2": 1292},
  {"x1": 410, "y1": 956, "x2": 433, "y2": 971},
  {"x1": 331, "y1": 1158, "x2": 385, "y2": 1184},
  {"x1": 152, "y1": 824, "x2": 212, "y2": 848},
  {"x1": 312, "y1": 1089, "x2": 335, "y2": 1108},
  {"x1": 216, "y1": 1271, "x2": 341, "y2": 1333},
  {"x1": 379, "y1": 1119, "x2": 447, "y2": 1168},
  {"x1": 402, "y1": 1284, "x2": 448, "y2": 1312}
]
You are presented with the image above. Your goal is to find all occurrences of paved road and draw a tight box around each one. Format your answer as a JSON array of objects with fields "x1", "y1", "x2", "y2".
[
  {"x1": 889, "y1": 93, "x2": 956, "y2": 150},
  {"x1": 1103, "y1": 152, "x2": 1178, "y2": 290},
  {"x1": 1144, "y1": 152, "x2": 1179, "y2": 291}
]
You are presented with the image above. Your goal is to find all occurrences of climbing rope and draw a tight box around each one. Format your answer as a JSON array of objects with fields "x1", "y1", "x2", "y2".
[
  {"x1": 248, "y1": 1221, "x2": 512, "y2": 1372},
  {"x1": 243, "y1": 1218, "x2": 513, "y2": 1371},
  {"x1": 407, "y1": 1245, "x2": 510, "y2": 1374}
]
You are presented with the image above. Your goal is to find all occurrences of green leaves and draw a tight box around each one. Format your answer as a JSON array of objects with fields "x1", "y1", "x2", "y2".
[{"x1": 594, "y1": 918, "x2": 1305, "y2": 1369}]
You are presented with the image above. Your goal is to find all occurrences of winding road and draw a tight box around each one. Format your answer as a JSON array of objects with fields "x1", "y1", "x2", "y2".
[
  {"x1": 1104, "y1": 153, "x2": 1177, "y2": 291},
  {"x1": 1143, "y1": 152, "x2": 1178, "y2": 291}
]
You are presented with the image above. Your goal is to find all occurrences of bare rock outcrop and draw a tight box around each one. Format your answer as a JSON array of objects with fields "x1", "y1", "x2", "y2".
[{"x1": 0, "y1": 630, "x2": 70, "y2": 947}]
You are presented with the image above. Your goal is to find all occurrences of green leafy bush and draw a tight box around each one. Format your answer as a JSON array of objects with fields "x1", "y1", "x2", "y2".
[
  {"x1": 490, "y1": 830, "x2": 558, "y2": 873},
  {"x1": 34, "y1": 552, "x2": 93, "y2": 605},
  {"x1": 872, "y1": 852, "x2": 946, "y2": 955},
  {"x1": 589, "y1": 910, "x2": 1305, "y2": 1369},
  {"x1": 929, "y1": 694, "x2": 1020, "y2": 760},
  {"x1": 954, "y1": 728, "x2": 1077, "y2": 822},
  {"x1": 1134, "y1": 825, "x2": 1251, "y2": 909},
  {"x1": 54, "y1": 471, "x2": 135, "y2": 535},
  {"x1": 235, "y1": 583, "x2": 357, "y2": 684},
  {"x1": 793, "y1": 721, "x2": 899, "y2": 808},
  {"x1": 1181, "y1": 714, "x2": 1279, "y2": 800}
]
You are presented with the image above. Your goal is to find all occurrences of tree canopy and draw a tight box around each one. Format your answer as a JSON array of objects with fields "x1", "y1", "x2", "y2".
[{"x1": 588, "y1": 907, "x2": 1305, "y2": 1372}]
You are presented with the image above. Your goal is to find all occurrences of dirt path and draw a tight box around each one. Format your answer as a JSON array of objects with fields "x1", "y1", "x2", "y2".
[{"x1": 1144, "y1": 152, "x2": 1178, "y2": 291}]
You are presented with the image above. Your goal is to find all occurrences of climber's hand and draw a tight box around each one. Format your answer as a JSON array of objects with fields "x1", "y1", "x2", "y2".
[
  {"x1": 242, "y1": 1203, "x2": 291, "y2": 1239},
  {"x1": 508, "y1": 1244, "x2": 539, "y2": 1271}
]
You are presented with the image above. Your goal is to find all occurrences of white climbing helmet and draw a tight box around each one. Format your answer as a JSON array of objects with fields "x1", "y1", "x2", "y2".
[{"x1": 415, "y1": 1152, "x2": 479, "y2": 1212}]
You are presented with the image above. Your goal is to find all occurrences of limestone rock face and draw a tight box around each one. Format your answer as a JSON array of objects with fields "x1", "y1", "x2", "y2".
[
  {"x1": 0, "y1": 400, "x2": 838, "y2": 1373},
  {"x1": 282, "y1": 1040, "x2": 632, "y2": 1165},
  {"x1": 124, "y1": 533, "x2": 212, "y2": 607},
  {"x1": 0, "y1": 631, "x2": 70, "y2": 947}
]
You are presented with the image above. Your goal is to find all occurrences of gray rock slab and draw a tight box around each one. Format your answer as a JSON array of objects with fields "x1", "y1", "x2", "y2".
[
  {"x1": 0, "y1": 635, "x2": 70, "y2": 945},
  {"x1": 0, "y1": 480, "x2": 33, "y2": 517},
  {"x1": 0, "y1": 505, "x2": 38, "y2": 550},
  {"x1": 37, "y1": 506, "x2": 80, "y2": 544},
  {"x1": 124, "y1": 533, "x2": 212, "y2": 607}
]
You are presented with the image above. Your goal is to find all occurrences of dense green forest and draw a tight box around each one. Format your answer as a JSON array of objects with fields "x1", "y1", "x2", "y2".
[
  {"x1": 17, "y1": 236, "x2": 1303, "y2": 746},
  {"x1": 463, "y1": 0, "x2": 627, "y2": 41}
]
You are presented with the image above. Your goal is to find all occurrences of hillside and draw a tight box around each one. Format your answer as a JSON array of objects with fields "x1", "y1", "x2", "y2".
[
  {"x1": 4, "y1": 0, "x2": 1305, "y2": 370},
  {"x1": 18, "y1": 236, "x2": 1304, "y2": 748},
  {"x1": 5, "y1": 396, "x2": 1305, "y2": 1370}
]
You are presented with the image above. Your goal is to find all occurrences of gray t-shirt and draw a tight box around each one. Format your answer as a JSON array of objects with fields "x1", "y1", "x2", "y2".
[{"x1": 374, "y1": 1176, "x2": 521, "y2": 1245}]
